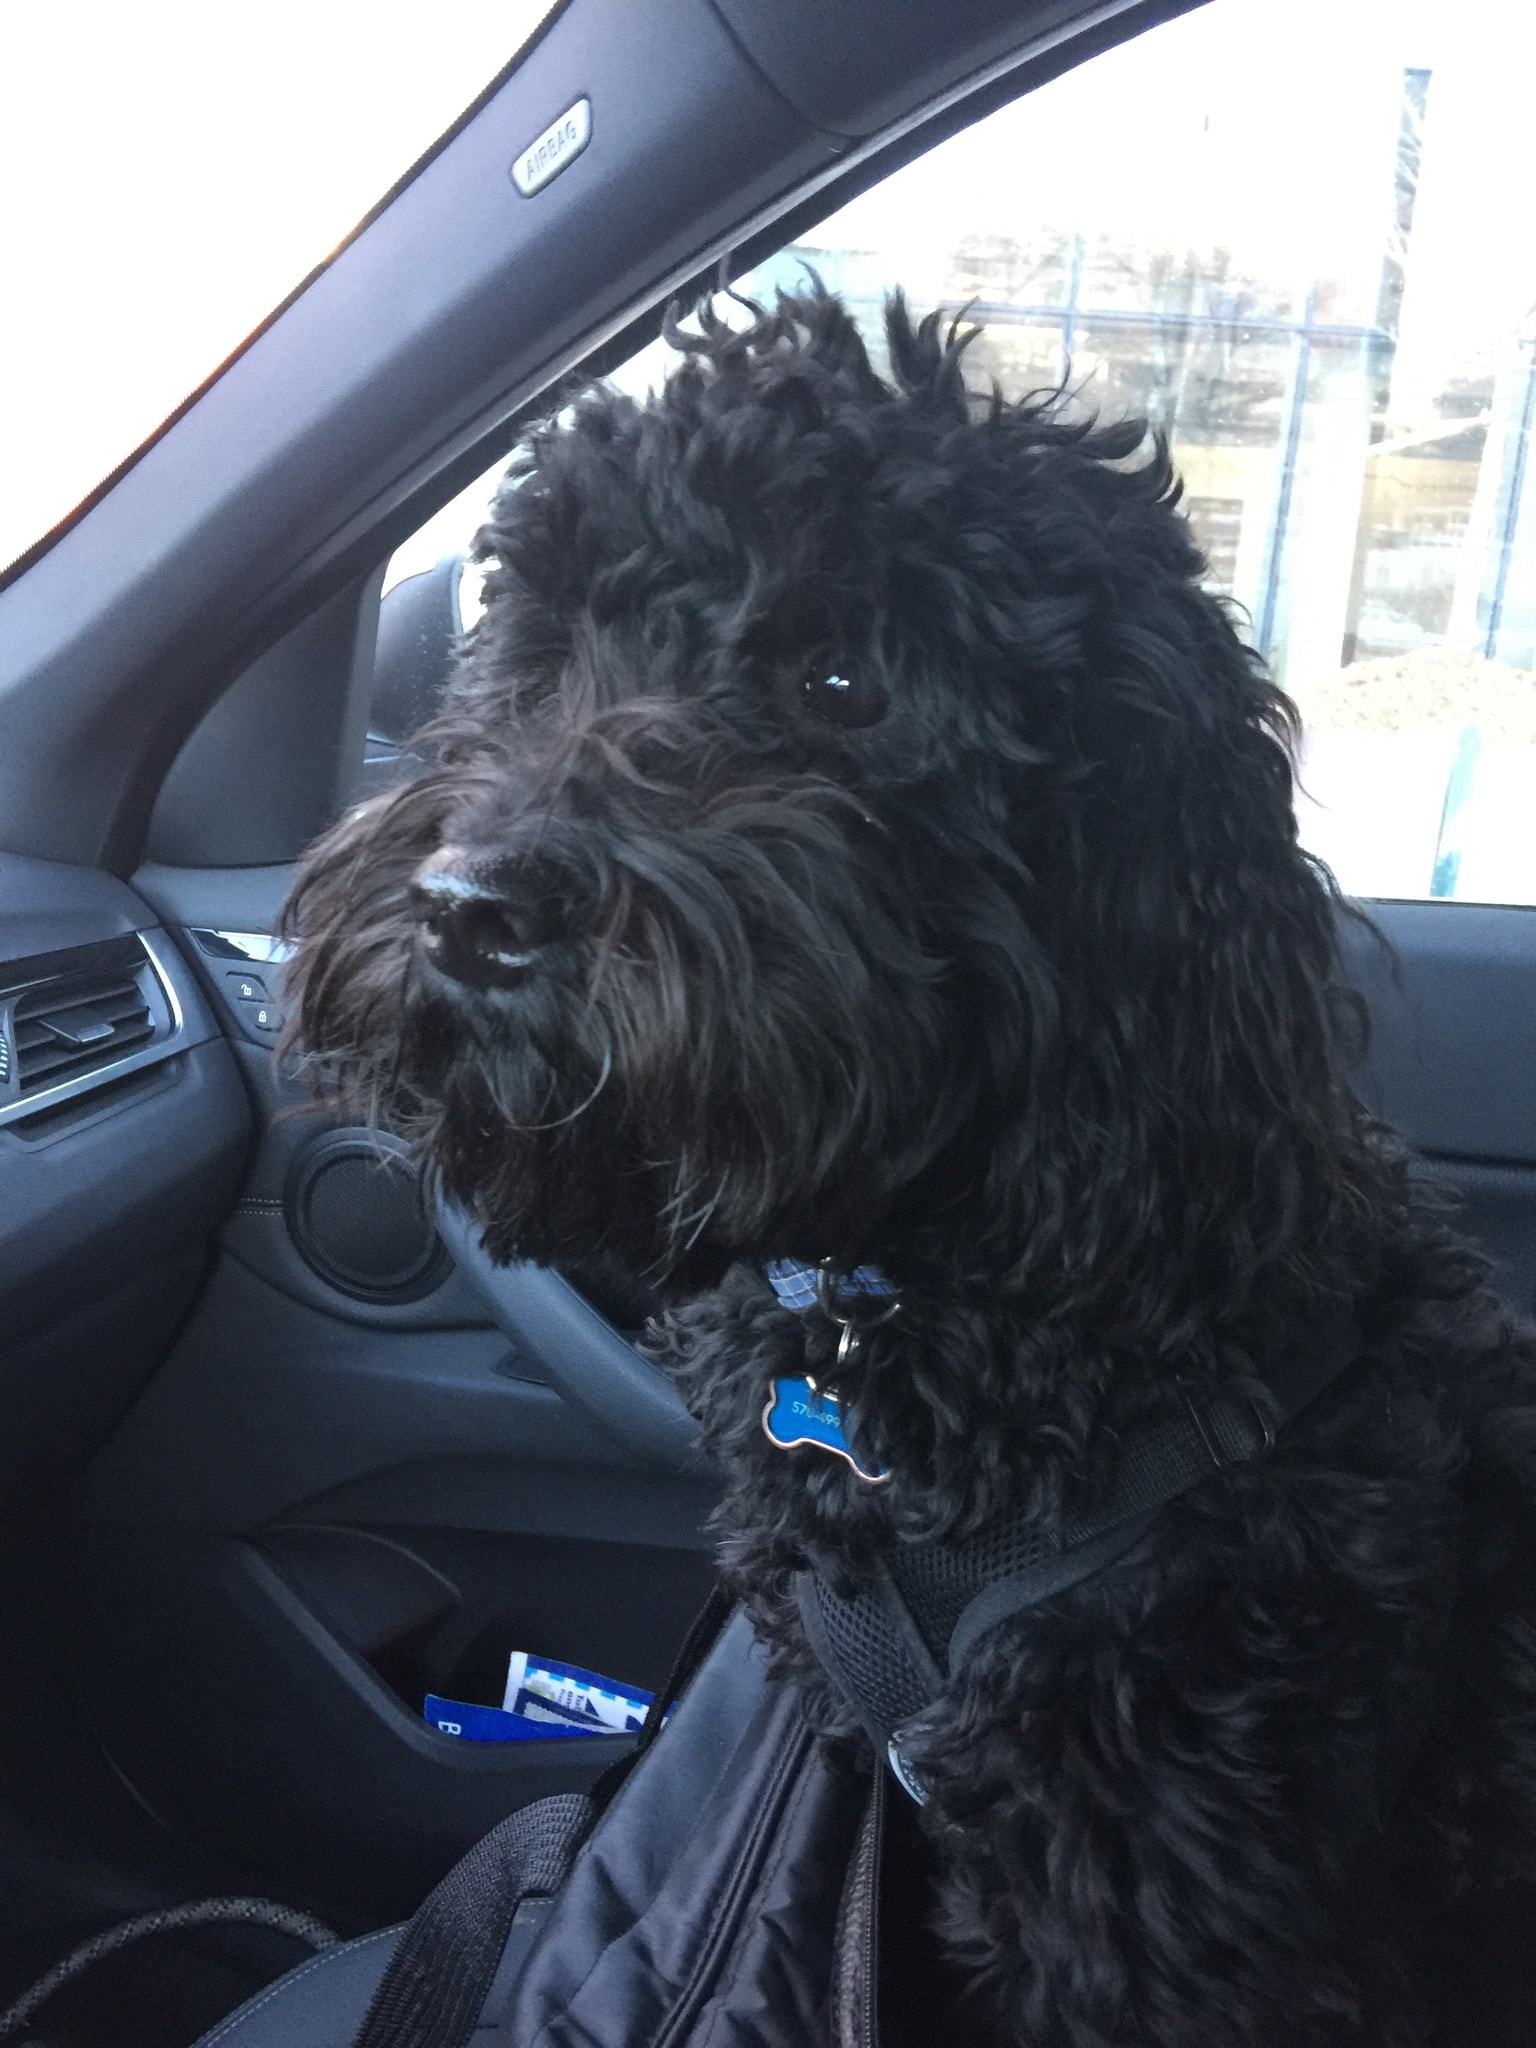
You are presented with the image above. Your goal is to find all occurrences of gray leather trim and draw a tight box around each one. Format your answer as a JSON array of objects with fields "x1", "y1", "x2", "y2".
[{"x1": 194, "y1": 1925, "x2": 400, "y2": 2047}]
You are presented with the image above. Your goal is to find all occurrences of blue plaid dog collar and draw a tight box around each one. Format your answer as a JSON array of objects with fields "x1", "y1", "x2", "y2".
[{"x1": 764, "y1": 1258, "x2": 896, "y2": 1315}]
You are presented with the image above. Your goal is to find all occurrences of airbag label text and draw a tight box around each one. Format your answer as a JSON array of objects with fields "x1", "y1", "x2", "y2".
[{"x1": 511, "y1": 97, "x2": 592, "y2": 197}]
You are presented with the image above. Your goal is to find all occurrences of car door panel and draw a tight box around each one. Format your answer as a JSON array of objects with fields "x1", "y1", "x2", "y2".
[
  {"x1": 1347, "y1": 904, "x2": 1536, "y2": 1164},
  {"x1": 77, "y1": 1252, "x2": 713, "y2": 1539},
  {"x1": 62, "y1": 1529, "x2": 667, "y2": 1920},
  {"x1": 67, "y1": 1304, "x2": 717, "y2": 1918},
  {"x1": 1347, "y1": 902, "x2": 1536, "y2": 1315},
  {"x1": 67, "y1": 1227, "x2": 718, "y2": 1918},
  {"x1": 50, "y1": 837, "x2": 718, "y2": 1918}
]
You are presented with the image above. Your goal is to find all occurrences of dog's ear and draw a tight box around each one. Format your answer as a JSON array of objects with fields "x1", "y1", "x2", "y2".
[
  {"x1": 896, "y1": 386, "x2": 1376, "y2": 1338},
  {"x1": 962, "y1": 557, "x2": 1373, "y2": 1338}
]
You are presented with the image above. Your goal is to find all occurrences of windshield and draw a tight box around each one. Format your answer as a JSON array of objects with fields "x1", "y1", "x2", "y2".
[{"x1": 0, "y1": 2, "x2": 558, "y2": 574}]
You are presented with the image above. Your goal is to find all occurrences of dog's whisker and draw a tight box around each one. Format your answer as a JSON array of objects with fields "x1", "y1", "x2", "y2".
[
  {"x1": 484, "y1": 1043, "x2": 613, "y2": 1138},
  {"x1": 678, "y1": 1185, "x2": 723, "y2": 1256},
  {"x1": 526, "y1": 1046, "x2": 613, "y2": 1133}
]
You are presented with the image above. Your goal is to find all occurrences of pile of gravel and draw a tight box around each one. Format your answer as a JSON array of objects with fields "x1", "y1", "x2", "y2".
[{"x1": 1290, "y1": 647, "x2": 1536, "y2": 746}]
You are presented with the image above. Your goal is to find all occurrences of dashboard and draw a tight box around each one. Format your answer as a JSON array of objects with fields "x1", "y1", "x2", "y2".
[{"x1": 0, "y1": 852, "x2": 251, "y2": 1501}]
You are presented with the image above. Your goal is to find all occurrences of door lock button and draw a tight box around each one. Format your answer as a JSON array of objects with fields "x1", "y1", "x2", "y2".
[{"x1": 239, "y1": 997, "x2": 284, "y2": 1037}]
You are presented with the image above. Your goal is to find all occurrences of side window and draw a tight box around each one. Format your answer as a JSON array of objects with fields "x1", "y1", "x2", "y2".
[{"x1": 384, "y1": 0, "x2": 1536, "y2": 904}]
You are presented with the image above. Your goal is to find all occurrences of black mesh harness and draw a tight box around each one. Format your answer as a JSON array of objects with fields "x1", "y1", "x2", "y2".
[{"x1": 774, "y1": 1274, "x2": 1359, "y2": 1802}]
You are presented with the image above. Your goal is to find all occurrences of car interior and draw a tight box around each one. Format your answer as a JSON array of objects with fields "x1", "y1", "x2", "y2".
[{"x1": 2, "y1": 0, "x2": 1534, "y2": 2040}]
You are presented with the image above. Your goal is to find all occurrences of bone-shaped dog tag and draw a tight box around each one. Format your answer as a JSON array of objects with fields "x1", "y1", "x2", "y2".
[{"x1": 761, "y1": 1377, "x2": 889, "y2": 1485}]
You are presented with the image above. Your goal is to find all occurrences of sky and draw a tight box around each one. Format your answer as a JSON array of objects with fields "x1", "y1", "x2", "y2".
[{"x1": 0, "y1": 1, "x2": 556, "y2": 572}]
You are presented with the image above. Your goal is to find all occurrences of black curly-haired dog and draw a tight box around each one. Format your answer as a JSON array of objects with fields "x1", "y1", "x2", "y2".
[{"x1": 284, "y1": 285, "x2": 1536, "y2": 2046}]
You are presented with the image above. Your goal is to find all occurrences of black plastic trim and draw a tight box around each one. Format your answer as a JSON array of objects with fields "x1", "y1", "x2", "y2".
[
  {"x1": 134, "y1": 864, "x2": 297, "y2": 936},
  {"x1": 1344, "y1": 901, "x2": 1536, "y2": 1166},
  {"x1": 145, "y1": 568, "x2": 384, "y2": 868},
  {"x1": 710, "y1": 0, "x2": 1130, "y2": 138},
  {"x1": 76, "y1": 1253, "x2": 714, "y2": 1532},
  {"x1": 437, "y1": 1204, "x2": 706, "y2": 1475}
]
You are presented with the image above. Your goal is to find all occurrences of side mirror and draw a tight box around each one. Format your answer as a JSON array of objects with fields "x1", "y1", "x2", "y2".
[{"x1": 368, "y1": 553, "x2": 467, "y2": 748}]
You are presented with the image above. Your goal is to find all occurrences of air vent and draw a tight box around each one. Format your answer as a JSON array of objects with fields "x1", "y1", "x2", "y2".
[
  {"x1": 0, "y1": 936, "x2": 178, "y2": 1124},
  {"x1": 14, "y1": 967, "x2": 155, "y2": 1092}
]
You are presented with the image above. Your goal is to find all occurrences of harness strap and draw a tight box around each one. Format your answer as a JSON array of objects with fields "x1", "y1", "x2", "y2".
[
  {"x1": 797, "y1": 1323, "x2": 1360, "y2": 1799},
  {"x1": 945, "y1": 1513, "x2": 1160, "y2": 1672}
]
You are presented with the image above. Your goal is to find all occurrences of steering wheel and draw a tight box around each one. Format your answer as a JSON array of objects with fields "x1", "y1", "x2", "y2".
[{"x1": 436, "y1": 1201, "x2": 710, "y2": 1476}]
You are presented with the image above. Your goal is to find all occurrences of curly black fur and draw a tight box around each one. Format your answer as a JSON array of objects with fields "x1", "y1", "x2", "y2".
[{"x1": 283, "y1": 284, "x2": 1536, "y2": 2044}]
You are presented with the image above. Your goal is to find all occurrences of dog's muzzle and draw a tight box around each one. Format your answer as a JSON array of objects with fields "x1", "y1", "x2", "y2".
[{"x1": 409, "y1": 845, "x2": 562, "y2": 991}]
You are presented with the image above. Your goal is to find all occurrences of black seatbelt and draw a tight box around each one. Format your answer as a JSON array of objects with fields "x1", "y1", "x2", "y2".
[{"x1": 351, "y1": 1583, "x2": 734, "y2": 2048}]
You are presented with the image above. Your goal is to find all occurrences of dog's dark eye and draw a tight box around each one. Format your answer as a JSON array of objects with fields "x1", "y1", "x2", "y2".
[{"x1": 803, "y1": 670, "x2": 887, "y2": 730}]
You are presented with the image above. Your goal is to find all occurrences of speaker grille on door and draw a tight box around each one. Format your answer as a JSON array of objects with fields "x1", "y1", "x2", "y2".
[{"x1": 284, "y1": 1133, "x2": 450, "y2": 1303}]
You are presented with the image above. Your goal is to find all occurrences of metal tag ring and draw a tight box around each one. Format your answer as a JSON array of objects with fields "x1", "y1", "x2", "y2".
[{"x1": 814, "y1": 1256, "x2": 902, "y2": 1329}]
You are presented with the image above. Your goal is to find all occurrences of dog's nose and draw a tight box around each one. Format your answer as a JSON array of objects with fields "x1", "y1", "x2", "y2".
[{"x1": 409, "y1": 847, "x2": 559, "y2": 990}]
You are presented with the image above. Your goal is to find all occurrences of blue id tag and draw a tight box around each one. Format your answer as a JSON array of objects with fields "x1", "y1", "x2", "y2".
[{"x1": 761, "y1": 1376, "x2": 889, "y2": 1485}]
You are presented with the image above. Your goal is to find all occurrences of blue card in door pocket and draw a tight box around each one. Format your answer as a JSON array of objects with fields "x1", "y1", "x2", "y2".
[
  {"x1": 425, "y1": 1695, "x2": 604, "y2": 1742},
  {"x1": 761, "y1": 1377, "x2": 889, "y2": 1485}
]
